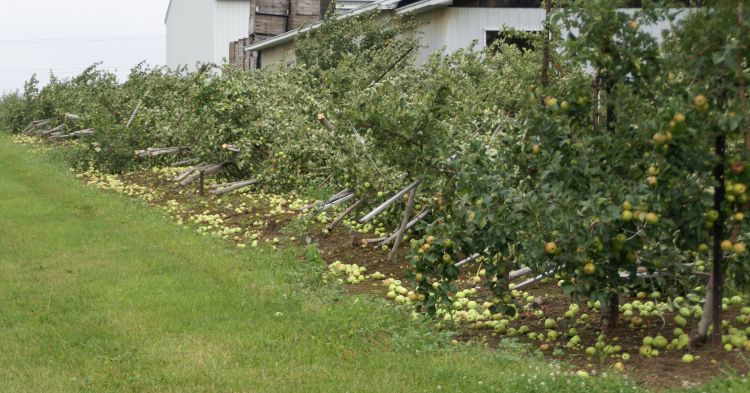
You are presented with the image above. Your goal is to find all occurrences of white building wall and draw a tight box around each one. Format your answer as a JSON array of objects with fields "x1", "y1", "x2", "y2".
[
  {"x1": 442, "y1": 7, "x2": 683, "y2": 50},
  {"x1": 214, "y1": 0, "x2": 253, "y2": 63},
  {"x1": 444, "y1": 8, "x2": 545, "y2": 52},
  {"x1": 256, "y1": 6, "x2": 685, "y2": 69},
  {"x1": 412, "y1": 9, "x2": 449, "y2": 65},
  {"x1": 166, "y1": 0, "x2": 217, "y2": 70}
]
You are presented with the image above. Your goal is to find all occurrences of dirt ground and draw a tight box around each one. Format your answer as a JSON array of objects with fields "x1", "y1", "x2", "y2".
[{"x1": 95, "y1": 168, "x2": 750, "y2": 391}]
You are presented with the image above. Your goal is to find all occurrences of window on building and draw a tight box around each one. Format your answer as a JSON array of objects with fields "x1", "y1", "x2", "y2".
[{"x1": 486, "y1": 30, "x2": 538, "y2": 52}]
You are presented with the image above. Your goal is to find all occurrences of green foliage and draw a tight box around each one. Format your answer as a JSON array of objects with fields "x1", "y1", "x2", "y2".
[
  {"x1": 1, "y1": 1, "x2": 749, "y2": 332},
  {"x1": 412, "y1": 0, "x2": 750, "y2": 320},
  {"x1": 1, "y1": 136, "x2": 650, "y2": 393},
  {"x1": 655, "y1": 1, "x2": 750, "y2": 291}
]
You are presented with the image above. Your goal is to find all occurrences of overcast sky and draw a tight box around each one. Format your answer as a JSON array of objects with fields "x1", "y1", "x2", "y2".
[{"x1": 0, "y1": 0, "x2": 170, "y2": 94}]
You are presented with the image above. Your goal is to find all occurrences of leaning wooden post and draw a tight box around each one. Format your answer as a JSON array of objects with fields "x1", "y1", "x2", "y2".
[
  {"x1": 126, "y1": 100, "x2": 142, "y2": 128},
  {"x1": 199, "y1": 170, "x2": 205, "y2": 196},
  {"x1": 388, "y1": 180, "x2": 420, "y2": 262},
  {"x1": 326, "y1": 197, "x2": 367, "y2": 233},
  {"x1": 209, "y1": 179, "x2": 257, "y2": 195},
  {"x1": 513, "y1": 268, "x2": 559, "y2": 291}
]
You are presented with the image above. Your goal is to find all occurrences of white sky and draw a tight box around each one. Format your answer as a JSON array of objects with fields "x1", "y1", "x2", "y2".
[{"x1": 0, "y1": 0, "x2": 170, "y2": 94}]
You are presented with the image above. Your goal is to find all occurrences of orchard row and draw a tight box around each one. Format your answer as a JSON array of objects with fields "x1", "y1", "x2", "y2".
[{"x1": 1, "y1": 1, "x2": 749, "y2": 347}]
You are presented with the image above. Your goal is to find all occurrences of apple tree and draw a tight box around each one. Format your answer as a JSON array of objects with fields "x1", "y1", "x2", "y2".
[
  {"x1": 410, "y1": 0, "x2": 681, "y2": 327},
  {"x1": 651, "y1": 0, "x2": 750, "y2": 346}
]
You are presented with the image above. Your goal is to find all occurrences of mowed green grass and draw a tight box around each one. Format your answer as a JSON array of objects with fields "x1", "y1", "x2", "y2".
[{"x1": 0, "y1": 134, "x2": 729, "y2": 393}]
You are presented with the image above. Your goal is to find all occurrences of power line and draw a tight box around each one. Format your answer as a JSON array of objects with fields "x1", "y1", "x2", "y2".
[
  {"x1": 0, "y1": 67, "x2": 130, "y2": 72},
  {"x1": 0, "y1": 35, "x2": 165, "y2": 45},
  {"x1": 0, "y1": 67, "x2": 133, "y2": 76}
]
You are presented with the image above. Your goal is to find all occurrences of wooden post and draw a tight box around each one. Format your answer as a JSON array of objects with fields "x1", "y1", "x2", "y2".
[
  {"x1": 298, "y1": 189, "x2": 351, "y2": 212},
  {"x1": 378, "y1": 208, "x2": 429, "y2": 246},
  {"x1": 209, "y1": 179, "x2": 257, "y2": 195},
  {"x1": 178, "y1": 162, "x2": 227, "y2": 186},
  {"x1": 513, "y1": 268, "x2": 558, "y2": 291},
  {"x1": 199, "y1": 170, "x2": 205, "y2": 196},
  {"x1": 127, "y1": 100, "x2": 142, "y2": 128},
  {"x1": 388, "y1": 180, "x2": 419, "y2": 262},
  {"x1": 327, "y1": 197, "x2": 367, "y2": 233},
  {"x1": 456, "y1": 253, "x2": 481, "y2": 267},
  {"x1": 319, "y1": 194, "x2": 355, "y2": 211},
  {"x1": 359, "y1": 180, "x2": 421, "y2": 223},
  {"x1": 508, "y1": 267, "x2": 532, "y2": 280}
]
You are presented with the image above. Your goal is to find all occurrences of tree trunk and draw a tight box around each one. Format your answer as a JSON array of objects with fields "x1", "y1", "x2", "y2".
[
  {"x1": 592, "y1": 68, "x2": 601, "y2": 127},
  {"x1": 605, "y1": 79, "x2": 615, "y2": 132},
  {"x1": 605, "y1": 291, "x2": 620, "y2": 329},
  {"x1": 738, "y1": 1, "x2": 749, "y2": 150},
  {"x1": 601, "y1": 258, "x2": 620, "y2": 329},
  {"x1": 710, "y1": 134, "x2": 727, "y2": 346},
  {"x1": 541, "y1": 0, "x2": 552, "y2": 89},
  {"x1": 694, "y1": 273, "x2": 714, "y2": 342}
]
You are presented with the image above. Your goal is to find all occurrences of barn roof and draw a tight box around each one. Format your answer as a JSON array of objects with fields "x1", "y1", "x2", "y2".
[{"x1": 243, "y1": 0, "x2": 444, "y2": 52}]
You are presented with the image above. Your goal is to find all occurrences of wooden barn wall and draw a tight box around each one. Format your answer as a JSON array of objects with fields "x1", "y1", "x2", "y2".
[
  {"x1": 232, "y1": 0, "x2": 323, "y2": 71},
  {"x1": 228, "y1": 37, "x2": 259, "y2": 70},
  {"x1": 255, "y1": 14, "x2": 288, "y2": 35},
  {"x1": 250, "y1": 0, "x2": 290, "y2": 37},
  {"x1": 290, "y1": 0, "x2": 321, "y2": 29}
]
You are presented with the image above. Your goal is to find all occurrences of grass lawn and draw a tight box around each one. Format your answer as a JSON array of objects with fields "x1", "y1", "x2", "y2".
[{"x1": 0, "y1": 134, "x2": 740, "y2": 392}]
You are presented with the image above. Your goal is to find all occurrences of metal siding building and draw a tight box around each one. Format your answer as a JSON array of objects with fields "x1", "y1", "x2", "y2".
[
  {"x1": 245, "y1": 0, "x2": 687, "y2": 69},
  {"x1": 165, "y1": 0, "x2": 252, "y2": 70},
  {"x1": 411, "y1": 8, "x2": 544, "y2": 65},
  {"x1": 442, "y1": 7, "x2": 545, "y2": 52},
  {"x1": 214, "y1": 1, "x2": 252, "y2": 63},
  {"x1": 410, "y1": 9, "x2": 450, "y2": 65}
]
